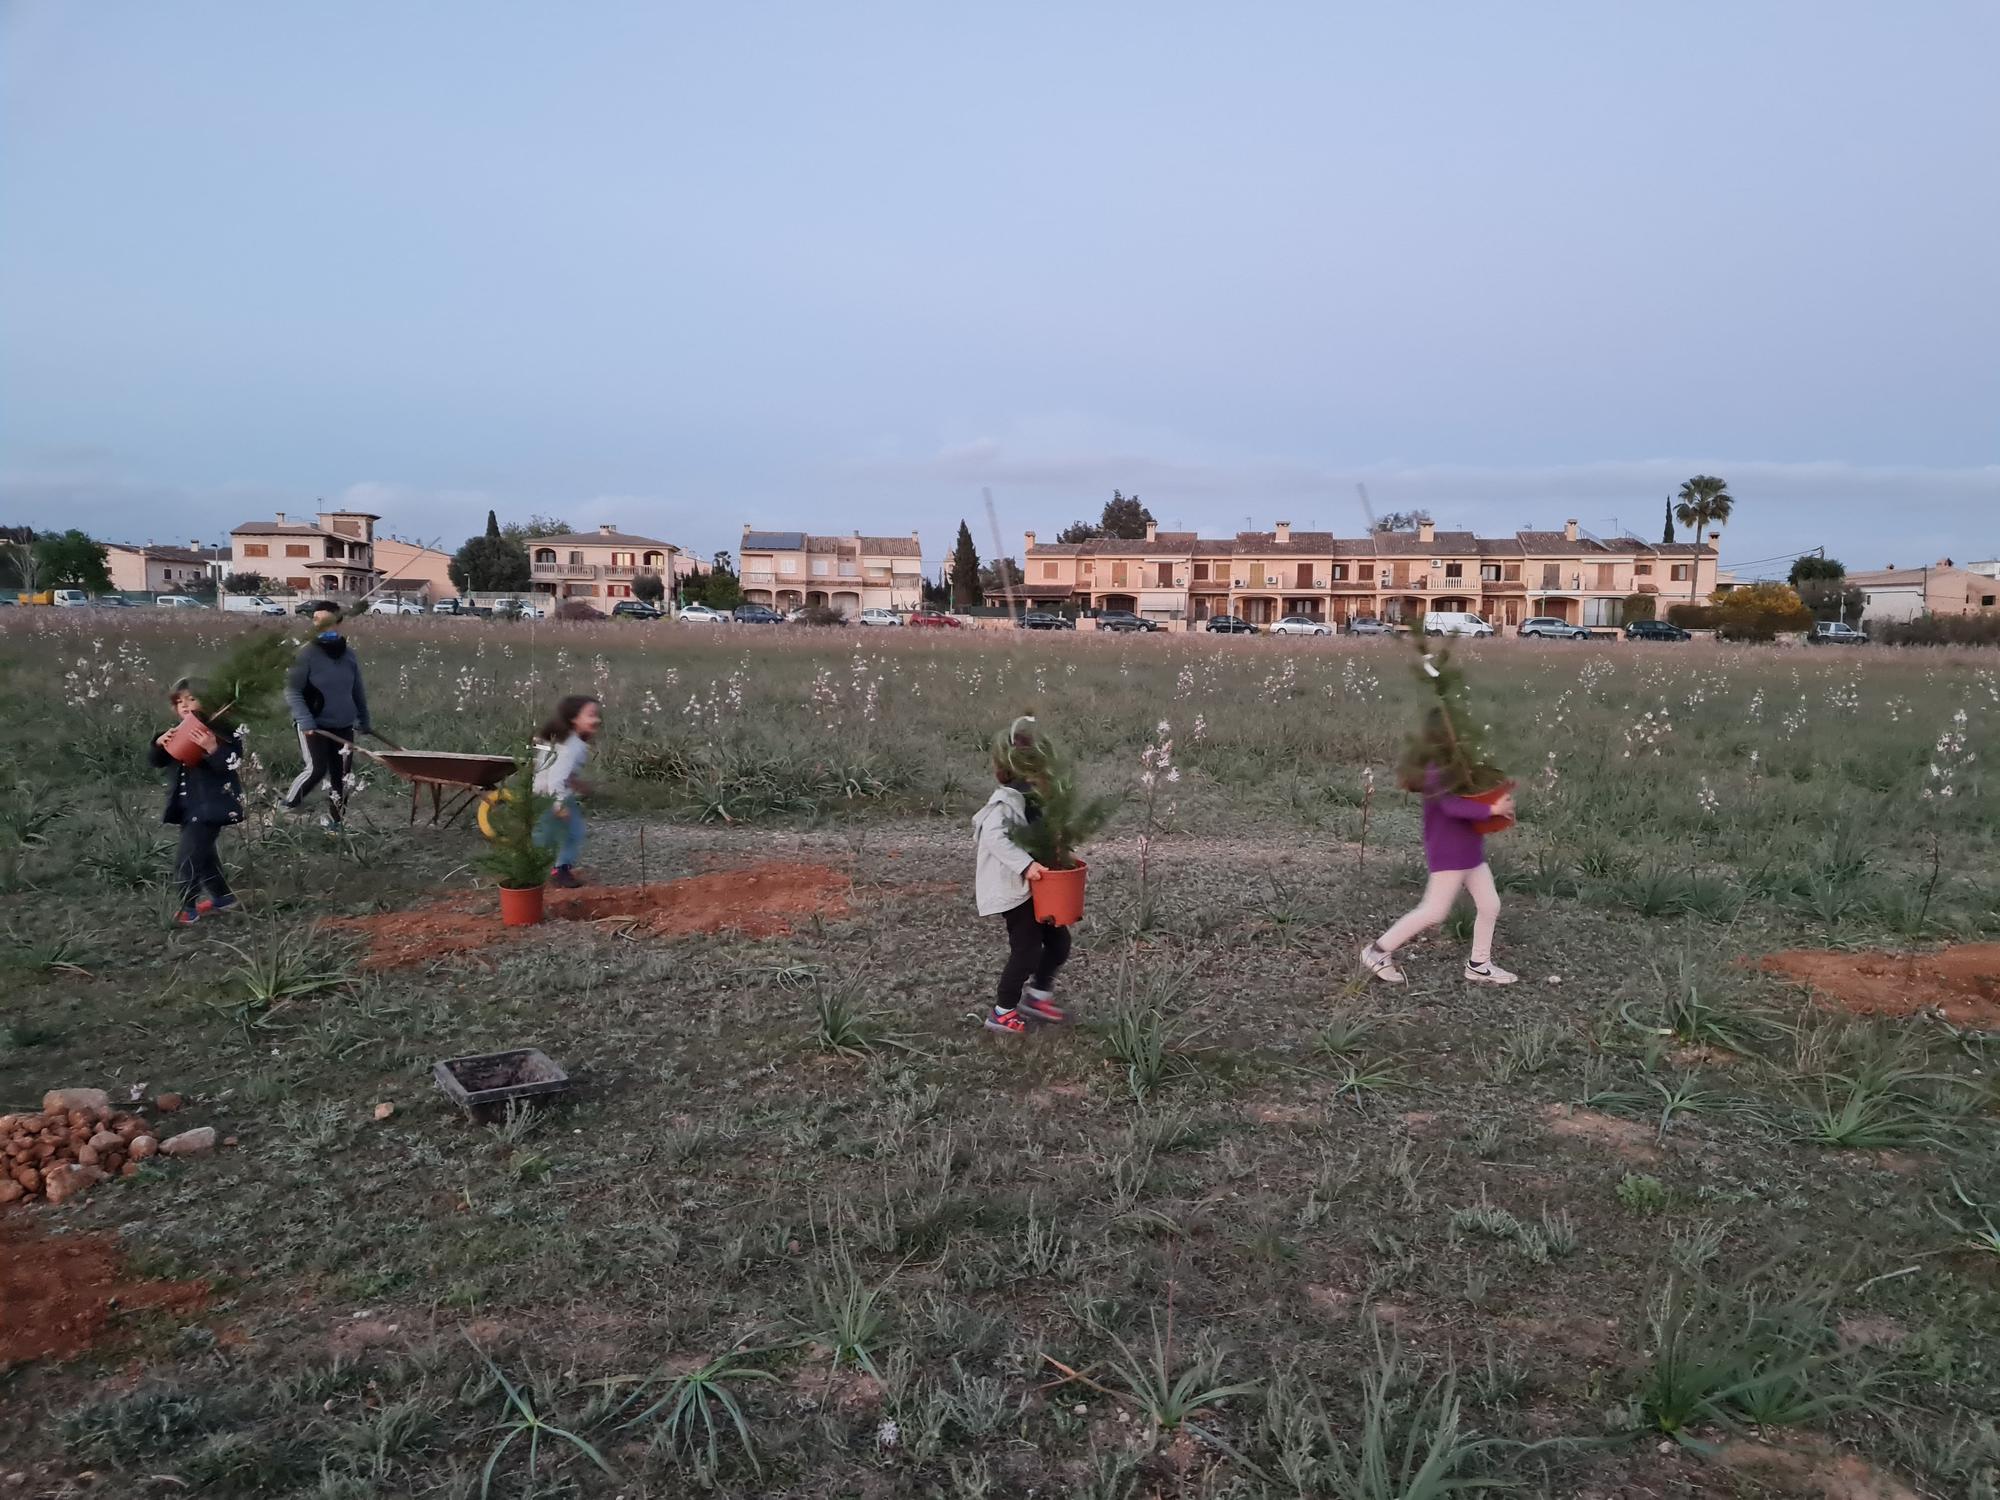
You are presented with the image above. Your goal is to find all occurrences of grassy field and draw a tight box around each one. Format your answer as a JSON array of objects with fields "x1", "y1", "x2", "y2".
[{"x1": 2, "y1": 609, "x2": 1997, "y2": 1500}]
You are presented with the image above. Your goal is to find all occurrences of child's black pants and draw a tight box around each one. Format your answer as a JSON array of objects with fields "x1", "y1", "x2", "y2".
[
  {"x1": 175, "y1": 820, "x2": 232, "y2": 909},
  {"x1": 998, "y1": 897, "x2": 1070, "y2": 1008}
]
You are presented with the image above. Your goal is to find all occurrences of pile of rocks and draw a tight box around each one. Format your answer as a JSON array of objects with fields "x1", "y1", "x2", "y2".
[{"x1": 1, "y1": 1088, "x2": 214, "y2": 1208}]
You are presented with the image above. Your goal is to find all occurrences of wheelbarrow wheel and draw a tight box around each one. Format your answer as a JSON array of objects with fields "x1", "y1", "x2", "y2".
[{"x1": 477, "y1": 787, "x2": 513, "y2": 840}]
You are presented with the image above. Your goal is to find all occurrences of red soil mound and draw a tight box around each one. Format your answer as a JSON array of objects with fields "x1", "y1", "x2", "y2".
[
  {"x1": 0, "y1": 1223, "x2": 208, "y2": 1366},
  {"x1": 327, "y1": 861, "x2": 850, "y2": 969},
  {"x1": 1762, "y1": 943, "x2": 2000, "y2": 1029}
]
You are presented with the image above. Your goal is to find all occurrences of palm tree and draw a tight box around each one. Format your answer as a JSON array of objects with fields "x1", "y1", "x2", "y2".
[{"x1": 1673, "y1": 476, "x2": 1733, "y2": 601}]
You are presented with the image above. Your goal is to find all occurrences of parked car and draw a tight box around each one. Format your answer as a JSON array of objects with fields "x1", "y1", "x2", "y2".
[
  {"x1": 611, "y1": 600, "x2": 663, "y2": 620},
  {"x1": 732, "y1": 603, "x2": 783, "y2": 625},
  {"x1": 1344, "y1": 616, "x2": 1396, "y2": 636},
  {"x1": 858, "y1": 607, "x2": 903, "y2": 627},
  {"x1": 293, "y1": 598, "x2": 341, "y2": 616},
  {"x1": 368, "y1": 599, "x2": 425, "y2": 616},
  {"x1": 679, "y1": 603, "x2": 729, "y2": 624},
  {"x1": 1094, "y1": 610, "x2": 1159, "y2": 633},
  {"x1": 491, "y1": 599, "x2": 546, "y2": 620},
  {"x1": 1422, "y1": 610, "x2": 1494, "y2": 638},
  {"x1": 1205, "y1": 614, "x2": 1257, "y2": 634},
  {"x1": 1271, "y1": 614, "x2": 1332, "y2": 637},
  {"x1": 52, "y1": 589, "x2": 92, "y2": 608},
  {"x1": 907, "y1": 610, "x2": 962, "y2": 628},
  {"x1": 93, "y1": 595, "x2": 137, "y2": 609},
  {"x1": 1017, "y1": 611, "x2": 1075, "y2": 631},
  {"x1": 432, "y1": 599, "x2": 467, "y2": 615},
  {"x1": 224, "y1": 594, "x2": 288, "y2": 615},
  {"x1": 155, "y1": 595, "x2": 203, "y2": 609},
  {"x1": 1519, "y1": 616, "x2": 1590, "y2": 640},
  {"x1": 1806, "y1": 620, "x2": 1869, "y2": 645},
  {"x1": 1624, "y1": 619, "x2": 1691, "y2": 641}
]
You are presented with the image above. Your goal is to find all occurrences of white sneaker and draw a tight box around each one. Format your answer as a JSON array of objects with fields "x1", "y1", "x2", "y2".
[
  {"x1": 1360, "y1": 944, "x2": 1406, "y2": 984},
  {"x1": 1464, "y1": 960, "x2": 1517, "y2": 985}
]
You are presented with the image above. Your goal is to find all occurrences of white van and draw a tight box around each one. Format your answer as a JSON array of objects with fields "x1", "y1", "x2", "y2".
[
  {"x1": 223, "y1": 594, "x2": 287, "y2": 615},
  {"x1": 52, "y1": 589, "x2": 91, "y2": 607},
  {"x1": 155, "y1": 595, "x2": 203, "y2": 609},
  {"x1": 1422, "y1": 611, "x2": 1494, "y2": 637}
]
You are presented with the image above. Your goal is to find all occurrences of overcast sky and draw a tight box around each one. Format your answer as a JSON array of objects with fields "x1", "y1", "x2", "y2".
[{"x1": 4, "y1": 2, "x2": 1995, "y2": 573}]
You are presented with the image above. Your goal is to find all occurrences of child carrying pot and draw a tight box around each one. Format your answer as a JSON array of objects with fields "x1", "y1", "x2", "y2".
[
  {"x1": 974, "y1": 715, "x2": 1070, "y2": 1034},
  {"x1": 148, "y1": 677, "x2": 246, "y2": 925},
  {"x1": 532, "y1": 695, "x2": 602, "y2": 889},
  {"x1": 1360, "y1": 708, "x2": 1518, "y2": 985}
]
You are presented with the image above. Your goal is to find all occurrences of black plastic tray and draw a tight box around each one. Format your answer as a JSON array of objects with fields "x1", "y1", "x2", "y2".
[{"x1": 432, "y1": 1048, "x2": 569, "y2": 1116}]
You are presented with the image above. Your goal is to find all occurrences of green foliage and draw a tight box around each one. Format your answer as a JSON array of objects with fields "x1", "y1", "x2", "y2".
[
  {"x1": 204, "y1": 630, "x2": 297, "y2": 730},
  {"x1": 1665, "y1": 602, "x2": 1719, "y2": 629},
  {"x1": 1672, "y1": 475, "x2": 1734, "y2": 591},
  {"x1": 1880, "y1": 612, "x2": 2000, "y2": 647},
  {"x1": 1788, "y1": 555, "x2": 1846, "y2": 585},
  {"x1": 951, "y1": 519, "x2": 982, "y2": 608},
  {"x1": 1000, "y1": 726, "x2": 1120, "y2": 871},
  {"x1": 223, "y1": 571, "x2": 273, "y2": 595},
  {"x1": 465, "y1": 1340, "x2": 614, "y2": 1498},
  {"x1": 1400, "y1": 631, "x2": 1507, "y2": 794},
  {"x1": 22, "y1": 529, "x2": 114, "y2": 593},
  {"x1": 449, "y1": 534, "x2": 530, "y2": 594},
  {"x1": 631, "y1": 568, "x2": 665, "y2": 604},
  {"x1": 619, "y1": 1349, "x2": 777, "y2": 1480},
  {"x1": 476, "y1": 758, "x2": 554, "y2": 890},
  {"x1": 1615, "y1": 1174, "x2": 1668, "y2": 1215},
  {"x1": 1621, "y1": 592, "x2": 1657, "y2": 622},
  {"x1": 1715, "y1": 581, "x2": 1814, "y2": 641}
]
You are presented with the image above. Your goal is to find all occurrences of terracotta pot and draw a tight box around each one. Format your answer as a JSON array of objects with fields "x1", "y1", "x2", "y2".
[
  {"x1": 1031, "y1": 861, "x2": 1088, "y2": 927},
  {"x1": 498, "y1": 884, "x2": 545, "y2": 927},
  {"x1": 163, "y1": 714, "x2": 218, "y2": 768},
  {"x1": 1467, "y1": 781, "x2": 1516, "y2": 835}
]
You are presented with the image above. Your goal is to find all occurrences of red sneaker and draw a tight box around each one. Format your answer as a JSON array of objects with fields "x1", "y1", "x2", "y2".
[
  {"x1": 1020, "y1": 993, "x2": 1070, "y2": 1024},
  {"x1": 983, "y1": 1007, "x2": 1028, "y2": 1035}
]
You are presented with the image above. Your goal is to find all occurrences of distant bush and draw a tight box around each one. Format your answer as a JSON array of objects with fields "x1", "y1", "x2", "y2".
[
  {"x1": 1622, "y1": 593, "x2": 1657, "y2": 622},
  {"x1": 1878, "y1": 613, "x2": 2000, "y2": 647},
  {"x1": 795, "y1": 605, "x2": 847, "y2": 627},
  {"x1": 553, "y1": 601, "x2": 602, "y2": 622},
  {"x1": 1665, "y1": 603, "x2": 1719, "y2": 630},
  {"x1": 1713, "y1": 583, "x2": 1812, "y2": 643}
]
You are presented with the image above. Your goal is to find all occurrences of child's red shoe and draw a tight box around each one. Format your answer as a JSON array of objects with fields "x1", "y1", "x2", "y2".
[
  {"x1": 1020, "y1": 994, "x2": 1070, "y2": 1024},
  {"x1": 983, "y1": 1007, "x2": 1028, "y2": 1035},
  {"x1": 175, "y1": 908, "x2": 200, "y2": 926}
]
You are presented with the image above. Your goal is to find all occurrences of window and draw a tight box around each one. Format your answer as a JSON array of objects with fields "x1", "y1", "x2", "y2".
[
  {"x1": 1331, "y1": 564, "x2": 1348, "y2": 581},
  {"x1": 1157, "y1": 562, "x2": 1174, "y2": 587},
  {"x1": 1635, "y1": 563, "x2": 1653, "y2": 576},
  {"x1": 1358, "y1": 563, "x2": 1374, "y2": 582},
  {"x1": 1296, "y1": 563, "x2": 1313, "y2": 588},
  {"x1": 812, "y1": 558, "x2": 829, "y2": 575},
  {"x1": 643, "y1": 551, "x2": 664, "y2": 568},
  {"x1": 608, "y1": 584, "x2": 630, "y2": 598},
  {"x1": 286, "y1": 544, "x2": 309, "y2": 558},
  {"x1": 162, "y1": 568, "x2": 174, "y2": 580},
  {"x1": 1111, "y1": 564, "x2": 1128, "y2": 588},
  {"x1": 1043, "y1": 561, "x2": 1058, "y2": 580},
  {"x1": 568, "y1": 551, "x2": 584, "y2": 566},
  {"x1": 325, "y1": 541, "x2": 344, "y2": 559},
  {"x1": 1671, "y1": 563, "x2": 1691, "y2": 582},
  {"x1": 1445, "y1": 562, "x2": 1463, "y2": 579},
  {"x1": 286, "y1": 576, "x2": 309, "y2": 589},
  {"x1": 1984, "y1": 594, "x2": 1996, "y2": 607},
  {"x1": 1192, "y1": 562, "x2": 1208, "y2": 581},
  {"x1": 612, "y1": 551, "x2": 635, "y2": 567},
  {"x1": 242, "y1": 543, "x2": 268, "y2": 558},
  {"x1": 1480, "y1": 563, "x2": 1501, "y2": 582},
  {"x1": 1082, "y1": 560, "x2": 1093, "y2": 576},
  {"x1": 534, "y1": 548, "x2": 556, "y2": 564}
]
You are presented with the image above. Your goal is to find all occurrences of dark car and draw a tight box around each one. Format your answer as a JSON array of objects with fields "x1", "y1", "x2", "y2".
[
  {"x1": 1017, "y1": 611, "x2": 1074, "y2": 631},
  {"x1": 94, "y1": 595, "x2": 138, "y2": 609},
  {"x1": 907, "y1": 610, "x2": 962, "y2": 628},
  {"x1": 293, "y1": 597, "x2": 341, "y2": 617},
  {"x1": 1624, "y1": 619, "x2": 1690, "y2": 641},
  {"x1": 1205, "y1": 614, "x2": 1257, "y2": 634},
  {"x1": 732, "y1": 604, "x2": 783, "y2": 625},
  {"x1": 611, "y1": 600, "x2": 663, "y2": 620},
  {"x1": 1095, "y1": 610, "x2": 1158, "y2": 633}
]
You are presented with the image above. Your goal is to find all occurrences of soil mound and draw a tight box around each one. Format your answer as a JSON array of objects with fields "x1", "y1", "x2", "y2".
[
  {"x1": 1761, "y1": 943, "x2": 2000, "y2": 1030},
  {"x1": 328, "y1": 861, "x2": 850, "y2": 969},
  {"x1": 0, "y1": 1224, "x2": 208, "y2": 1366}
]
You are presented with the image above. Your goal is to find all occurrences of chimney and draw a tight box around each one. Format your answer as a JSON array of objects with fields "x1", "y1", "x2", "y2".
[
  {"x1": 1273, "y1": 521, "x2": 1291, "y2": 544},
  {"x1": 1145, "y1": 520, "x2": 1158, "y2": 542},
  {"x1": 1563, "y1": 518, "x2": 1579, "y2": 542},
  {"x1": 1024, "y1": 530, "x2": 1037, "y2": 550},
  {"x1": 598, "y1": 524, "x2": 617, "y2": 536},
  {"x1": 1418, "y1": 520, "x2": 1436, "y2": 544},
  {"x1": 274, "y1": 512, "x2": 286, "y2": 526}
]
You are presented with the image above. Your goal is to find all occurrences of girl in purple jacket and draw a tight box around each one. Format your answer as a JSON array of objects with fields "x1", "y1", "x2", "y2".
[{"x1": 1361, "y1": 712, "x2": 1518, "y2": 986}]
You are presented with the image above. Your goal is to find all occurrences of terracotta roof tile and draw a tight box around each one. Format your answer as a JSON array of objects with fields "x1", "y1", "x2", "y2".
[
  {"x1": 534, "y1": 530, "x2": 676, "y2": 549},
  {"x1": 857, "y1": 536, "x2": 922, "y2": 558}
]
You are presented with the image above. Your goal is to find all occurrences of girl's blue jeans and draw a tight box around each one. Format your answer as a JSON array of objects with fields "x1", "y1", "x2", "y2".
[{"x1": 535, "y1": 796, "x2": 585, "y2": 868}]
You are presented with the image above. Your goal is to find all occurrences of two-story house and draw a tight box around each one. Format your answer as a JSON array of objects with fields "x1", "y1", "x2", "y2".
[
  {"x1": 104, "y1": 542, "x2": 217, "y2": 597},
  {"x1": 230, "y1": 510, "x2": 383, "y2": 603},
  {"x1": 526, "y1": 526, "x2": 690, "y2": 611},
  {"x1": 738, "y1": 528, "x2": 925, "y2": 615},
  {"x1": 1022, "y1": 518, "x2": 1718, "y2": 628}
]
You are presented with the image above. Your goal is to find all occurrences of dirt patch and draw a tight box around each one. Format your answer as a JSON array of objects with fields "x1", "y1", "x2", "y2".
[
  {"x1": 0, "y1": 1223, "x2": 208, "y2": 1367},
  {"x1": 327, "y1": 862, "x2": 851, "y2": 969},
  {"x1": 1539, "y1": 1103, "x2": 1663, "y2": 1163},
  {"x1": 1718, "y1": 1439, "x2": 1920, "y2": 1500},
  {"x1": 1762, "y1": 943, "x2": 2000, "y2": 1029}
]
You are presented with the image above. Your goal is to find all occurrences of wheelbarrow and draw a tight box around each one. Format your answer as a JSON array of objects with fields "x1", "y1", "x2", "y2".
[{"x1": 313, "y1": 730, "x2": 516, "y2": 829}]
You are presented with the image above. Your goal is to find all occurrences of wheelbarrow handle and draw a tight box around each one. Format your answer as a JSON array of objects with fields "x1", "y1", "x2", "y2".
[{"x1": 365, "y1": 729, "x2": 406, "y2": 751}]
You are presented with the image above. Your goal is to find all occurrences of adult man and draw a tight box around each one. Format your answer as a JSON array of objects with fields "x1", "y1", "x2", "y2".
[{"x1": 282, "y1": 607, "x2": 373, "y2": 825}]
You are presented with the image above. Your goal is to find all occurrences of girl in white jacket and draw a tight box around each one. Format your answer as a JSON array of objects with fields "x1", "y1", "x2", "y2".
[
  {"x1": 975, "y1": 717, "x2": 1068, "y2": 1034},
  {"x1": 532, "y1": 695, "x2": 601, "y2": 888}
]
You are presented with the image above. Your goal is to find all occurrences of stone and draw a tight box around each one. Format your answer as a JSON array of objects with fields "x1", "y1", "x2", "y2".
[
  {"x1": 161, "y1": 1127, "x2": 217, "y2": 1157},
  {"x1": 129, "y1": 1135, "x2": 159, "y2": 1160},
  {"x1": 121, "y1": 1161, "x2": 141, "y2": 1179},
  {"x1": 12, "y1": 1167, "x2": 39, "y2": 1193},
  {"x1": 373, "y1": 1102, "x2": 395, "y2": 1121},
  {"x1": 44, "y1": 1162, "x2": 105, "y2": 1205},
  {"x1": 0, "y1": 1179, "x2": 22, "y2": 1205},
  {"x1": 43, "y1": 1088, "x2": 110, "y2": 1115},
  {"x1": 155, "y1": 1092, "x2": 184, "y2": 1113},
  {"x1": 88, "y1": 1130, "x2": 122, "y2": 1153}
]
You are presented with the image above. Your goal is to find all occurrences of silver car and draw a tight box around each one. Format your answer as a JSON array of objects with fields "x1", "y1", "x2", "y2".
[
  {"x1": 1271, "y1": 614, "x2": 1331, "y2": 636},
  {"x1": 1518, "y1": 616, "x2": 1590, "y2": 640}
]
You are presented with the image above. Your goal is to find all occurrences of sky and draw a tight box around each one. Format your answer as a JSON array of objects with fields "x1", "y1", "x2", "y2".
[{"x1": 3, "y1": 1, "x2": 1996, "y2": 575}]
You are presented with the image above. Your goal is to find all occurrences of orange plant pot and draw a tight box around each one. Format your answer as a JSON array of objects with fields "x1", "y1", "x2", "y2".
[
  {"x1": 498, "y1": 884, "x2": 545, "y2": 927},
  {"x1": 1030, "y1": 861, "x2": 1088, "y2": 927},
  {"x1": 1467, "y1": 781, "x2": 1516, "y2": 835},
  {"x1": 163, "y1": 715, "x2": 217, "y2": 768}
]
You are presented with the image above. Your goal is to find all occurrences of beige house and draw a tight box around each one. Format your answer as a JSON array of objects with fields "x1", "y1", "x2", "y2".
[
  {"x1": 1849, "y1": 560, "x2": 2000, "y2": 625},
  {"x1": 738, "y1": 528, "x2": 925, "y2": 614},
  {"x1": 374, "y1": 536, "x2": 458, "y2": 604},
  {"x1": 230, "y1": 510, "x2": 383, "y2": 603},
  {"x1": 104, "y1": 543, "x2": 215, "y2": 596},
  {"x1": 527, "y1": 525, "x2": 688, "y2": 611},
  {"x1": 1021, "y1": 518, "x2": 1719, "y2": 628}
]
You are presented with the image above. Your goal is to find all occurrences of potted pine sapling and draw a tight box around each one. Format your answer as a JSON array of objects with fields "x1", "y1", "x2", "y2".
[
  {"x1": 1404, "y1": 627, "x2": 1515, "y2": 833},
  {"x1": 478, "y1": 759, "x2": 556, "y2": 926},
  {"x1": 163, "y1": 630, "x2": 294, "y2": 766},
  {"x1": 1000, "y1": 725, "x2": 1120, "y2": 926}
]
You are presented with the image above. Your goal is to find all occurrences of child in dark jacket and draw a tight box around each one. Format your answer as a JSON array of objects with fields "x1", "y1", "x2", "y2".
[
  {"x1": 148, "y1": 677, "x2": 247, "y2": 925},
  {"x1": 1360, "y1": 710, "x2": 1518, "y2": 985}
]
